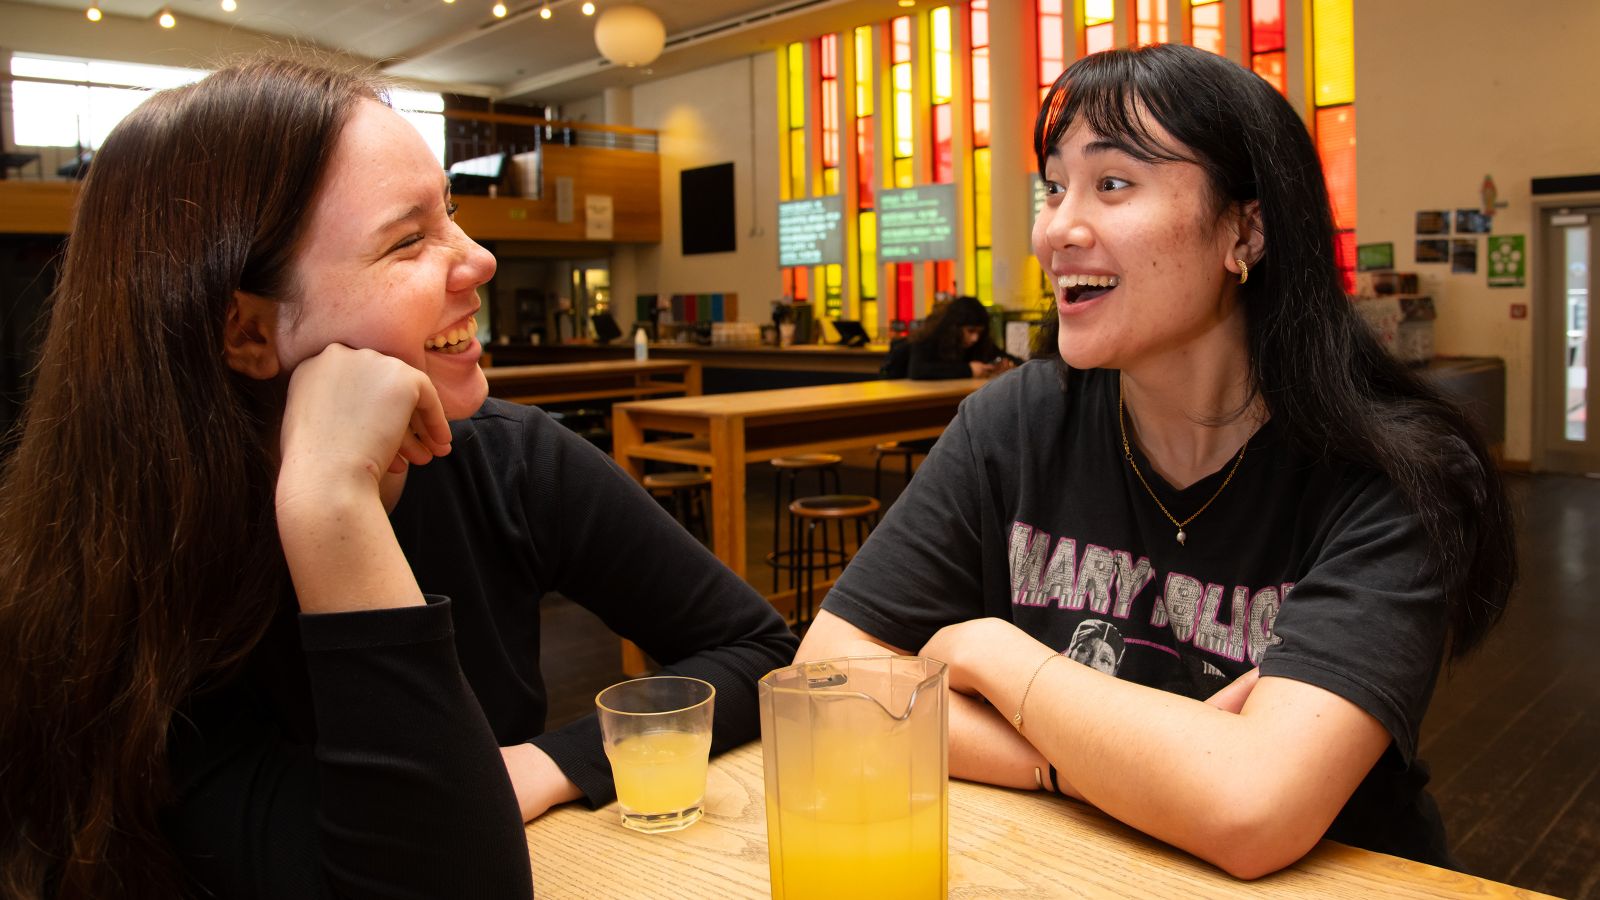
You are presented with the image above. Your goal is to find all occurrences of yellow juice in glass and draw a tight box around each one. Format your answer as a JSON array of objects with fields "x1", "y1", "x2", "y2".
[{"x1": 606, "y1": 730, "x2": 712, "y2": 820}]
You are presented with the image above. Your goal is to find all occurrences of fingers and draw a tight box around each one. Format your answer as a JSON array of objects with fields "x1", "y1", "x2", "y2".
[{"x1": 410, "y1": 377, "x2": 454, "y2": 458}]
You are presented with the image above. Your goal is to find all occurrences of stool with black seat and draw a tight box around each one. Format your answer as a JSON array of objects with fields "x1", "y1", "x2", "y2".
[
  {"x1": 788, "y1": 494, "x2": 880, "y2": 632},
  {"x1": 766, "y1": 453, "x2": 843, "y2": 592},
  {"x1": 642, "y1": 470, "x2": 711, "y2": 543},
  {"x1": 873, "y1": 441, "x2": 927, "y2": 502}
]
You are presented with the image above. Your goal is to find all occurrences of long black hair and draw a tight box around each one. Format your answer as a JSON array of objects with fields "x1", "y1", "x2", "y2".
[
  {"x1": 1033, "y1": 44, "x2": 1515, "y2": 659},
  {"x1": 911, "y1": 295, "x2": 997, "y2": 362}
]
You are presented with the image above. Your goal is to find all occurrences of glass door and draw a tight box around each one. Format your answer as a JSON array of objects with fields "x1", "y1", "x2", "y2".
[{"x1": 1540, "y1": 208, "x2": 1599, "y2": 473}]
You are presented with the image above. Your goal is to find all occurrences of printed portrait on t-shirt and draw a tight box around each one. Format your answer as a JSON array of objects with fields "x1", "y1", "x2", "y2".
[{"x1": 1065, "y1": 619, "x2": 1125, "y2": 675}]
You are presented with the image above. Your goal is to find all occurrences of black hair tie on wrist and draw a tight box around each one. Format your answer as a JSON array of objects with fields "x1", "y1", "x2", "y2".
[{"x1": 1048, "y1": 764, "x2": 1062, "y2": 795}]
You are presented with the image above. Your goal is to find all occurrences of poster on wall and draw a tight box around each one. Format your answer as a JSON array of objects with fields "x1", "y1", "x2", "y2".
[
  {"x1": 1416, "y1": 239, "x2": 1450, "y2": 264},
  {"x1": 585, "y1": 194, "x2": 613, "y2": 240},
  {"x1": 878, "y1": 184, "x2": 959, "y2": 262},
  {"x1": 1455, "y1": 209, "x2": 1493, "y2": 234},
  {"x1": 1487, "y1": 234, "x2": 1527, "y2": 287},
  {"x1": 1451, "y1": 238, "x2": 1479, "y2": 274},
  {"x1": 1415, "y1": 210, "x2": 1451, "y2": 235},
  {"x1": 777, "y1": 196, "x2": 845, "y2": 267},
  {"x1": 1356, "y1": 242, "x2": 1395, "y2": 271}
]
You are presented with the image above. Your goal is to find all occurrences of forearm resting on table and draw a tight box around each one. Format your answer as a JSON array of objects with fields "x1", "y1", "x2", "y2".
[
  {"x1": 963, "y1": 629, "x2": 1387, "y2": 879},
  {"x1": 501, "y1": 743, "x2": 583, "y2": 822}
]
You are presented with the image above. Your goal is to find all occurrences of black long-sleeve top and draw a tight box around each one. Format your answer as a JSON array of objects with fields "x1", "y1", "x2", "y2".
[
  {"x1": 164, "y1": 399, "x2": 798, "y2": 898},
  {"x1": 907, "y1": 337, "x2": 1015, "y2": 380}
]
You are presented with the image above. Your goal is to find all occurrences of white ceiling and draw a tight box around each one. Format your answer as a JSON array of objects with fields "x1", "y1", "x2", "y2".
[{"x1": 17, "y1": 0, "x2": 920, "y2": 104}]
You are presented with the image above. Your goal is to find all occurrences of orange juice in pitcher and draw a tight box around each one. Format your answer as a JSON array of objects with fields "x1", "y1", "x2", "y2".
[{"x1": 759, "y1": 657, "x2": 948, "y2": 900}]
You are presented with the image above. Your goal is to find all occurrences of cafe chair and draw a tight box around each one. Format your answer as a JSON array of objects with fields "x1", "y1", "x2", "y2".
[
  {"x1": 766, "y1": 453, "x2": 843, "y2": 592},
  {"x1": 547, "y1": 406, "x2": 613, "y2": 453},
  {"x1": 788, "y1": 494, "x2": 880, "y2": 632},
  {"x1": 872, "y1": 441, "x2": 926, "y2": 502},
  {"x1": 641, "y1": 470, "x2": 711, "y2": 544}
]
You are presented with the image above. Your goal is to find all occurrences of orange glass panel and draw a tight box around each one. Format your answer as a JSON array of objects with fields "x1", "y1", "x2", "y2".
[
  {"x1": 1312, "y1": 0, "x2": 1354, "y2": 107},
  {"x1": 1252, "y1": 51, "x2": 1287, "y2": 96},
  {"x1": 1039, "y1": 0, "x2": 1062, "y2": 12},
  {"x1": 1191, "y1": 2, "x2": 1223, "y2": 55},
  {"x1": 1086, "y1": 22, "x2": 1114, "y2": 55},
  {"x1": 1250, "y1": 0, "x2": 1284, "y2": 53},
  {"x1": 934, "y1": 260, "x2": 956, "y2": 294},
  {"x1": 1136, "y1": 0, "x2": 1168, "y2": 46},
  {"x1": 971, "y1": 0, "x2": 988, "y2": 46},
  {"x1": 973, "y1": 99, "x2": 991, "y2": 148},
  {"x1": 1316, "y1": 105, "x2": 1356, "y2": 231},
  {"x1": 892, "y1": 16, "x2": 911, "y2": 62}
]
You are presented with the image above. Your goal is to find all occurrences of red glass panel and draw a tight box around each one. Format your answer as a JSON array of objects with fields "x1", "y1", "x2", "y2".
[
  {"x1": 1038, "y1": 0, "x2": 1062, "y2": 12},
  {"x1": 933, "y1": 103, "x2": 954, "y2": 183},
  {"x1": 1086, "y1": 23, "x2": 1114, "y2": 55},
  {"x1": 1334, "y1": 230, "x2": 1355, "y2": 293},
  {"x1": 793, "y1": 268, "x2": 810, "y2": 301},
  {"x1": 1250, "y1": 0, "x2": 1285, "y2": 54},
  {"x1": 892, "y1": 16, "x2": 911, "y2": 62},
  {"x1": 1252, "y1": 51, "x2": 1287, "y2": 96},
  {"x1": 895, "y1": 263, "x2": 915, "y2": 325},
  {"x1": 971, "y1": 3, "x2": 988, "y2": 47},
  {"x1": 820, "y1": 34, "x2": 837, "y2": 79},
  {"x1": 973, "y1": 47, "x2": 991, "y2": 101},
  {"x1": 973, "y1": 101, "x2": 991, "y2": 149},
  {"x1": 856, "y1": 118, "x2": 875, "y2": 209},
  {"x1": 1039, "y1": 22, "x2": 1065, "y2": 70},
  {"x1": 821, "y1": 90, "x2": 839, "y2": 169},
  {"x1": 1316, "y1": 105, "x2": 1357, "y2": 231}
]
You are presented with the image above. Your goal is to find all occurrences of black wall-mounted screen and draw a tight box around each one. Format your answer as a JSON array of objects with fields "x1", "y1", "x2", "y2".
[{"x1": 680, "y1": 162, "x2": 737, "y2": 255}]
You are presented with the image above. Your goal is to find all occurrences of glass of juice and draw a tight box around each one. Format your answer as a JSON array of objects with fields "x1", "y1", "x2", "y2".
[{"x1": 596, "y1": 676, "x2": 716, "y2": 833}]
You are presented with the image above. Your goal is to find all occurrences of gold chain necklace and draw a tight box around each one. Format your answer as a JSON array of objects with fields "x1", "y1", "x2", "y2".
[{"x1": 1118, "y1": 380, "x2": 1248, "y2": 546}]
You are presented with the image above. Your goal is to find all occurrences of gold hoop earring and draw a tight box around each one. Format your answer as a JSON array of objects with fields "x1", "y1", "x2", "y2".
[{"x1": 1236, "y1": 258, "x2": 1249, "y2": 285}]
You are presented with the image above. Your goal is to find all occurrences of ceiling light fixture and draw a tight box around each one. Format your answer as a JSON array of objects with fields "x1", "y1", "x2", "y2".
[
  {"x1": 897, "y1": 0, "x2": 915, "y2": 6},
  {"x1": 594, "y1": 5, "x2": 665, "y2": 67},
  {"x1": 581, "y1": 1, "x2": 595, "y2": 15},
  {"x1": 158, "y1": 8, "x2": 177, "y2": 26},
  {"x1": 539, "y1": 2, "x2": 551, "y2": 17},
  {"x1": 444, "y1": 0, "x2": 455, "y2": 3},
  {"x1": 492, "y1": 1, "x2": 507, "y2": 16},
  {"x1": 85, "y1": 5, "x2": 102, "y2": 21},
  {"x1": 221, "y1": 0, "x2": 237, "y2": 10}
]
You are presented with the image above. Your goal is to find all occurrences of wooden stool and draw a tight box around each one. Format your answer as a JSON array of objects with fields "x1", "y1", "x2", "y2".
[
  {"x1": 873, "y1": 441, "x2": 925, "y2": 501},
  {"x1": 642, "y1": 470, "x2": 711, "y2": 543},
  {"x1": 767, "y1": 453, "x2": 843, "y2": 592},
  {"x1": 789, "y1": 494, "x2": 880, "y2": 631}
]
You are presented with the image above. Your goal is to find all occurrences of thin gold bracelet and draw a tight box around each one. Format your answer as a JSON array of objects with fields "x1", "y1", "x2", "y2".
[{"x1": 1011, "y1": 653, "x2": 1060, "y2": 731}]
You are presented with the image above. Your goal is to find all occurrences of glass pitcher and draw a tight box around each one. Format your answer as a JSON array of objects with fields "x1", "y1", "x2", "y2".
[{"x1": 759, "y1": 656, "x2": 948, "y2": 900}]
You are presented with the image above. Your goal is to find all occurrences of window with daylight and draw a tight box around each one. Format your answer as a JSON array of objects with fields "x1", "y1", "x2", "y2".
[
  {"x1": 853, "y1": 25, "x2": 878, "y2": 329},
  {"x1": 1189, "y1": 0, "x2": 1224, "y2": 56},
  {"x1": 1248, "y1": 0, "x2": 1288, "y2": 96},
  {"x1": 969, "y1": 0, "x2": 993, "y2": 304},
  {"x1": 1038, "y1": 0, "x2": 1067, "y2": 102},
  {"x1": 1312, "y1": 0, "x2": 1355, "y2": 291},
  {"x1": 817, "y1": 34, "x2": 845, "y2": 317},
  {"x1": 9, "y1": 55, "x2": 205, "y2": 149},
  {"x1": 1135, "y1": 0, "x2": 1169, "y2": 47},
  {"x1": 1084, "y1": 0, "x2": 1115, "y2": 56}
]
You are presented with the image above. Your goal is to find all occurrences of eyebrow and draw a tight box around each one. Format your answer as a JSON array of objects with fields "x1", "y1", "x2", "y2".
[{"x1": 373, "y1": 179, "x2": 454, "y2": 238}]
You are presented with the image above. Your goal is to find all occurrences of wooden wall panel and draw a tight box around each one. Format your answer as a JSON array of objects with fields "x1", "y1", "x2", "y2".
[{"x1": 0, "y1": 182, "x2": 78, "y2": 235}]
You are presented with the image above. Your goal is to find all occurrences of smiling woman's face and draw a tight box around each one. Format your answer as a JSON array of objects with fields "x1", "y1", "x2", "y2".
[
  {"x1": 275, "y1": 99, "x2": 497, "y2": 420},
  {"x1": 1031, "y1": 117, "x2": 1245, "y2": 373}
]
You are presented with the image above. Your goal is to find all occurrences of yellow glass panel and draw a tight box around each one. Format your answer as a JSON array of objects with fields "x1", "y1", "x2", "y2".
[
  {"x1": 787, "y1": 43, "x2": 806, "y2": 129},
  {"x1": 854, "y1": 26, "x2": 873, "y2": 116},
  {"x1": 974, "y1": 148, "x2": 992, "y2": 247},
  {"x1": 789, "y1": 131, "x2": 807, "y2": 198},
  {"x1": 932, "y1": 7, "x2": 953, "y2": 104},
  {"x1": 975, "y1": 248, "x2": 993, "y2": 304},
  {"x1": 822, "y1": 167, "x2": 840, "y2": 196},
  {"x1": 894, "y1": 157, "x2": 914, "y2": 188},
  {"x1": 893, "y1": 89, "x2": 913, "y2": 157},
  {"x1": 1191, "y1": 0, "x2": 1220, "y2": 4},
  {"x1": 858, "y1": 211, "x2": 878, "y2": 299},
  {"x1": 1085, "y1": 0, "x2": 1114, "y2": 26},
  {"x1": 1311, "y1": 0, "x2": 1354, "y2": 107},
  {"x1": 893, "y1": 61, "x2": 912, "y2": 93}
]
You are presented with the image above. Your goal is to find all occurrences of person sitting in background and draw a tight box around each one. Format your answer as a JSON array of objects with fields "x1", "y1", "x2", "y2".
[
  {"x1": 881, "y1": 295, "x2": 1020, "y2": 380},
  {"x1": 0, "y1": 57, "x2": 796, "y2": 900}
]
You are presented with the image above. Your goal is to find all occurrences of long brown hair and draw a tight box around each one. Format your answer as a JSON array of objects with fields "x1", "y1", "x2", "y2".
[{"x1": 0, "y1": 58, "x2": 381, "y2": 899}]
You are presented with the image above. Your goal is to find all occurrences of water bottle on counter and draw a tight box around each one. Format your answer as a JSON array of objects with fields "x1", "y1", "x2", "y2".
[{"x1": 634, "y1": 326, "x2": 649, "y2": 362}]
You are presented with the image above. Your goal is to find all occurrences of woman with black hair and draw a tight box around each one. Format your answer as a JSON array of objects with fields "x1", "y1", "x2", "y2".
[
  {"x1": 798, "y1": 43, "x2": 1515, "y2": 879},
  {"x1": 889, "y1": 295, "x2": 1018, "y2": 380}
]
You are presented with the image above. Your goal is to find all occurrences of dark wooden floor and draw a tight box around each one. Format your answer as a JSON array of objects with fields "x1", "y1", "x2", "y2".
[{"x1": 539, "y1": 469, "x2": 1600, "y2": 898}]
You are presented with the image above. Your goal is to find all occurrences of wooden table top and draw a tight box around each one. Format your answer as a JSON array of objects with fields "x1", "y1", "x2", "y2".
[
  {"x1": 524, "y1": 743, "x2": 1548, "y2": 899},
  {"x1": 483, "y1": 359, "x2": 695, "y2": 379},
  {"x1": 612, "y1": 377, "x2": 989, "y2": 420}
]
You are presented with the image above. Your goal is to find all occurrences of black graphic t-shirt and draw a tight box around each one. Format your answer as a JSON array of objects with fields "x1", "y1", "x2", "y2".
[{"x1": 824, "y1": 361, "x2": 1455, "y2": 866}]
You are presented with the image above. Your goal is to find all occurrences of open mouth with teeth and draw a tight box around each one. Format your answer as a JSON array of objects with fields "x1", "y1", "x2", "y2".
[
  {"x1": 1058, "y1": 273, "x2": 1122, "y2": 304},
  {"x1": 425, "y1": 322, "x2": 476, "y2": 354}
]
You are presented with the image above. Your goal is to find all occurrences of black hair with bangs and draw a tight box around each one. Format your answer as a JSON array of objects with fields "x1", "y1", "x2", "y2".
[{"x1": 1033, "y1": 44, "x2": 1515, "y2": 660}]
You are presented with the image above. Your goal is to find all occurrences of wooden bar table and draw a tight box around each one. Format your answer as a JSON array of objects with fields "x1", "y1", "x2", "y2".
[
  {"x1": 484, "y1": 360, "x2": 701, "y2": 407},
  {"x1": 610, "y1": 378, "x2": 987, "y2": 581},
  {"x1": 524, "y1": 742, "x2": 1549, "y2": 899}
]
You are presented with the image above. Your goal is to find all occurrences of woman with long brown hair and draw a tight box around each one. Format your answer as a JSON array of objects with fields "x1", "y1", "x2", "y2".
[{"x1": 0, "y1": 58, "x2": 796, "y2": 898}]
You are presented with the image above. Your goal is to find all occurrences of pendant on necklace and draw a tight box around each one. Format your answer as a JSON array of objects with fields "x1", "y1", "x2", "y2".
[{"x1": 1176, "y1": 528, "x2": 1187, "y2": 546}]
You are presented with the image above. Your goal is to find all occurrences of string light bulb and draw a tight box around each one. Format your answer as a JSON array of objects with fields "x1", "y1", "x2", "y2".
[
  {"x1": 158, "y1": 8, "x2": 177, "y2": 27},
  {"x1": 221, "y1": 0, "x2": 237, "y2": 10},
  {"x1": 539, "y1": 2, "x2": 551, "y2": 17},
  {"x1": 443, "y1": 0, "x2": 455, "y2": 3},
  {"x1": 581, "y1": 1, "x2": 595, "y2": 14},
  {"x1": 491, "y1": 1, "x2": 506, "y2": 16},
  {"x1": 86, "y1": 5, "x2": 102, "y2": 21}
]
